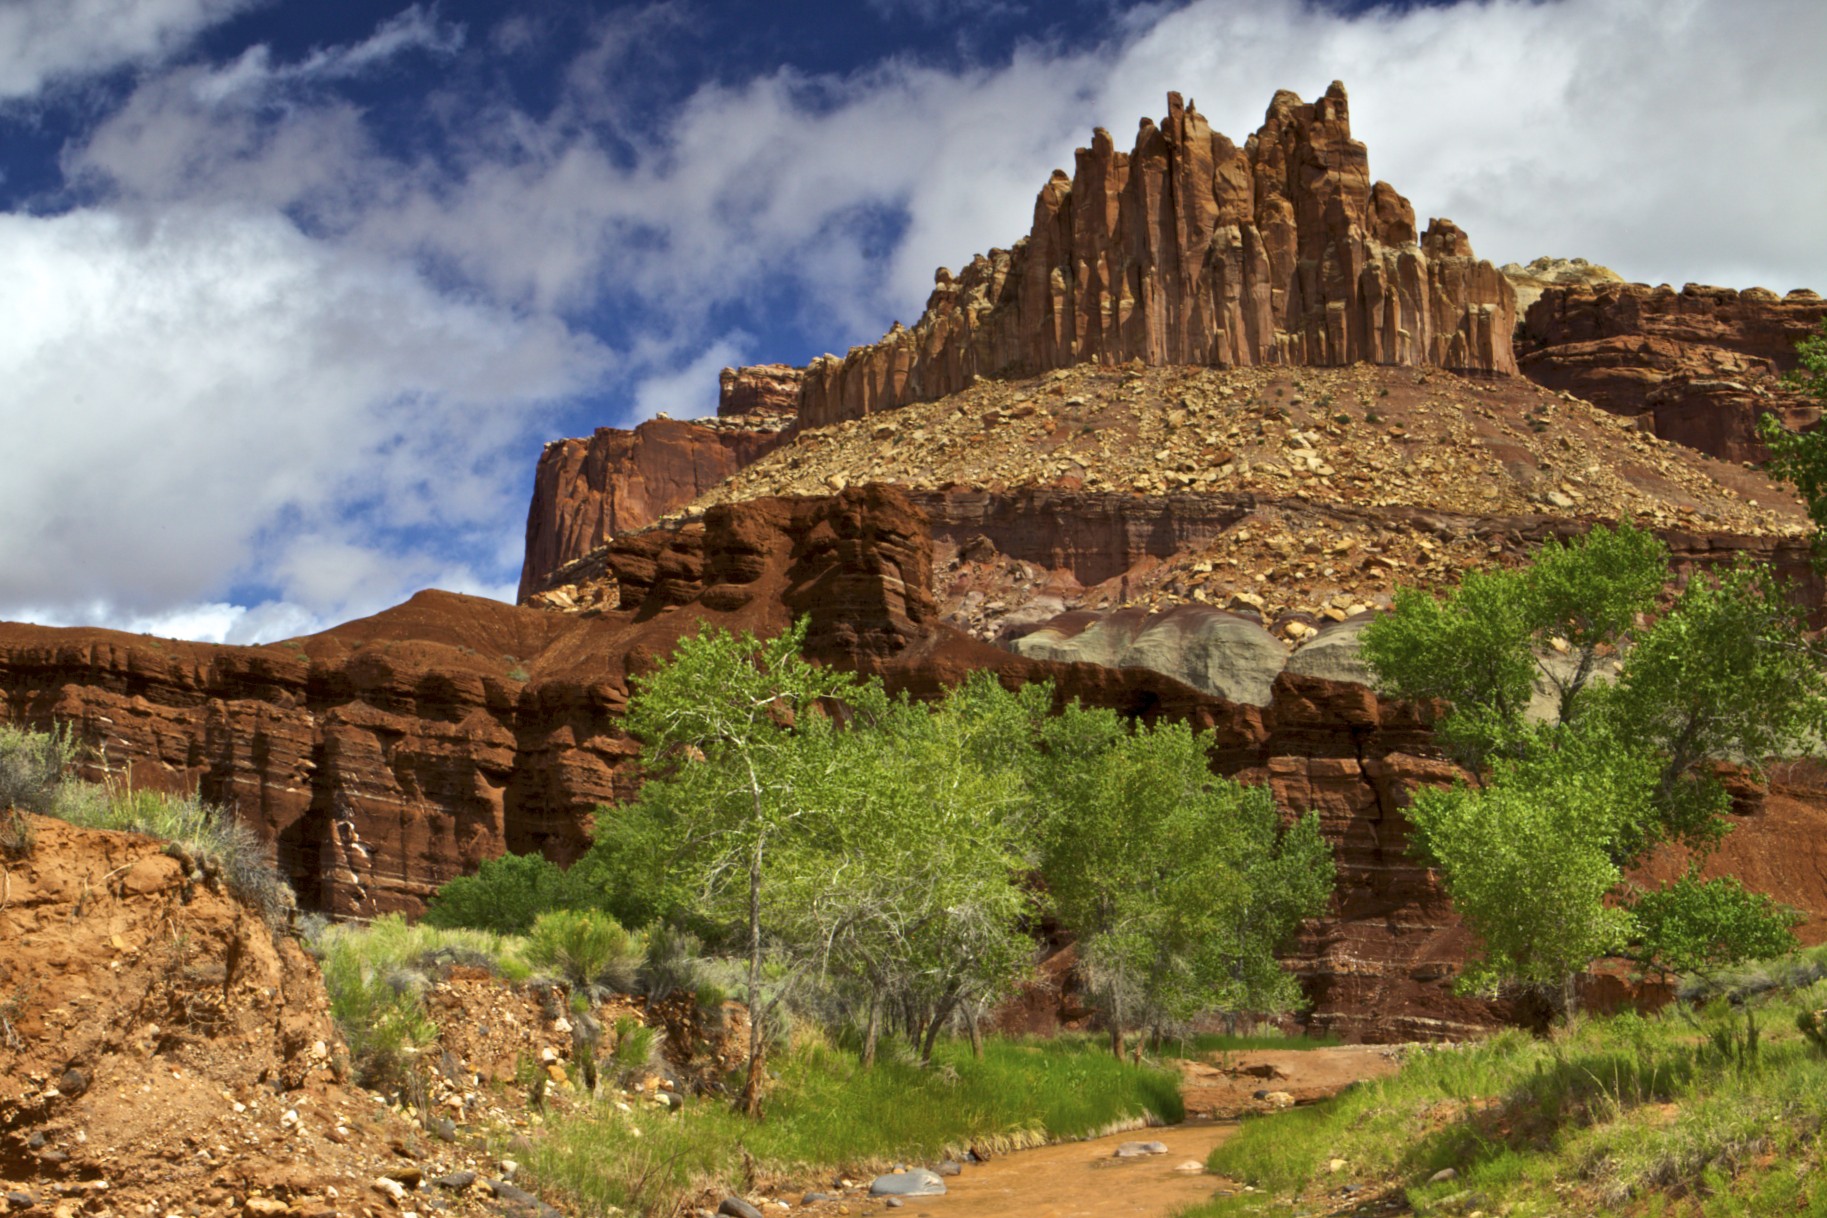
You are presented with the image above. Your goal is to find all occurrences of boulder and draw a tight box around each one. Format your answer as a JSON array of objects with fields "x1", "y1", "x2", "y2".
[{"x1": 868, "y1": 1170, "x2": 947, "y2": 1198}]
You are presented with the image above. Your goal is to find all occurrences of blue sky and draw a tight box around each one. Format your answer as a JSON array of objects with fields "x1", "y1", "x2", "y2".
[{"x1": 2, "y1": 0, "x2": 1823, "y2": 643}]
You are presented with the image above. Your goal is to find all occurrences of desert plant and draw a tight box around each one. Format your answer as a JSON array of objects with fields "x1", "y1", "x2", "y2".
[
  {"x1": 526, "y1": 909, "x2": 643, "y2": 999},
  {"x1": 639, "y1": 924, "x2": 704, "y2": 1001},
  {"x1": 422, "y1": 850, "x2": 597, "y2": 935},
  {"x1": 0, "y1": 724, "x2": 72, "y2": 816},
  {"x1": 610, "y1": 1014, "x2": 660, "y2": 1075}
]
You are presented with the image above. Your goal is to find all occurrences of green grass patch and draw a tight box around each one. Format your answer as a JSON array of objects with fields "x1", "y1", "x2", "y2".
[
  {"x1": 1184, "y1": 954, "x2": 1827, "y2": 1217},
  {"x1": 309, "y1": 914, "x2": 530, "y2": 1091},
  {"x1": 1, "y1": 724, "x2": 293, "y2": 922},
  {"x1": 525, "y1": 1033, "x2": 1184, "y2": 1216}
]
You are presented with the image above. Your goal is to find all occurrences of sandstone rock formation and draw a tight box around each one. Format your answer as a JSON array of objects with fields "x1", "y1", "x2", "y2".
[
  {"x1": 788, "y1": 83, "x2": 1515, "y2": 428},
  {"x1": 8, "y1": 486, "x2": 1825, "y2": 1042},
  {"x1": 717, "y1": 363, "x2": 803, "y2": 418},
  {"x1": 1499, "y1": 255, "x2": 1624, "y2": 318},
  {"x1": 1009, "y1": 606, "x2": 1297, "y2": 706},
  {"x1": 518, "y1": 416, "x2": 785, "y2": 601},
  {"x1": 1519, "y1": 281, "x2": 1827, "y2": 463}
]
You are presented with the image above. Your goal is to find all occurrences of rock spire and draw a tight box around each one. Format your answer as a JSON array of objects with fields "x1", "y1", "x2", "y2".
[{"x1": 785, "y1": 83, "x2": 1516, "y2": 428}]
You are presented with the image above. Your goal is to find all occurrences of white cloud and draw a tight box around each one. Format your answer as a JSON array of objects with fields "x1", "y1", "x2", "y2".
[
  {"x1": 0, "y1": 0, "x2": 259, "y2": 100},
  {"x1": 0, "y1": 204, "x2": 607, "y2": 637},
  {"x1": 192, "y1": 5, "x2": 462, "y2": 104},
  {"x1": 9, "y1": 0, "x2": 1826, "y2": 644}
]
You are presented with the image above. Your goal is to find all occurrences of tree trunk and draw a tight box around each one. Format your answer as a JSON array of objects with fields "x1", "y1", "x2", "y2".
[
  {"x1": 741, "y1": 834, "x2": 766, "y2": 1117},
  {"x1": 1108, "y1": 1021, "x2": 1125, "y2": 1061},
  {"x1": 921, "y1": 986, "x2": 961, "y2": 1065},
  {"x1": 965, "y1": 1003, "x2": 983, "y2": 1060},
  {"x1": 862, "y1": 996, "x2": 881, "y2": 1068}
]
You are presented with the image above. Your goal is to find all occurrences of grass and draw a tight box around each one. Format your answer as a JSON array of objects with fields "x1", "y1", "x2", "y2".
[
  {"x1": 0, "y1": 724, "x2": 294, "y2": 922},
  {"x1": 1185, "y1": 950, "x2": 1827, "y2": 1217},
  {"x1": 1154, "y1": 1030, "x2": 1342, "y2": 1060},
  {"x1": 308, "y1": 914, "x2": 531, "y2": 1091},
  {"x1": 525, "y1": 1032, "x2": 1185, "y2": 1217}
]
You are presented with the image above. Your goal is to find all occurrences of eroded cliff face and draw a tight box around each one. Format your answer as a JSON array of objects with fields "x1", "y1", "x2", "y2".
[
  {"x1": 1519, "y1": 281, "x2": 1827, "y2": 463},
  {"x1": 789, "y1": 83, "x2": 1515, "y2": 429},
  {"x1": 7, "y1": 486, "x2": 1824, "y2": 1042},
  {"x1": 518, "y1": 417, "x2": 785, "y2": 601}
]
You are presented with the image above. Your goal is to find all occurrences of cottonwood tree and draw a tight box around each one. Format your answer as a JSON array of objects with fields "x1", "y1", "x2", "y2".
[
  {"x1": 1366, "y1": 526, "x2": 1822, "y2": 1018},
  {"x1": 623, "y1": 618, "x2": 854, "y2": 1116},
  {"x1": 1035, "y1": 708, "x2": 1334, "y2": 1058}
]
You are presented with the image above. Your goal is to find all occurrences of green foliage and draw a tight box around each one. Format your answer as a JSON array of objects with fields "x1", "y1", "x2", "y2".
[
  {"x1": 623, "y1": 617, "x2": 862, "y2": 1109},
  {"x1": 0, "y1": 724, "x2": 295, "y2": 923},
  {"x1": 1759, "y1": 319, "x2": 1827, "y2": 559},
  {"x1": 609, "y1": 1014, "x2": 659, "y2": 1074},
  {"x1": 1365, "y1": 527, "x2": 1822, "y2": 1012},
  {"x1": 1195, "y1": 959, "x2": 1827, "y2": 1216},
  {"x1": 422, "y1": 851, "x2": 597, "y2": 935},
  {"x1": 1410, "y1": 743, "x2": 1640, "y2": 999},
  {"x1": 1034, "y1": 710, "x2": 1334, "y2": 1050},
  {"x1": 0, "y1": 724, "x2": 74, "y2": 816},
  {"x1": 1610, "y1": 558, "x2": 1827, "y2": 792},
  {"x1": 638, "y1": 924, "x2": 704, "y2": 1002},
  {"x1": 309, "y1": 914, "x2": 528, "y2": 1091},
  {"x1": 1634, "y1": 872, "x2": 1802, "y2": 980},
  {"x1": 1361, "y1": 520, "x2": 1669, "y2": 763},
  {"x1": 525, "y1": 910, "x2": 643, "y2": 999}
]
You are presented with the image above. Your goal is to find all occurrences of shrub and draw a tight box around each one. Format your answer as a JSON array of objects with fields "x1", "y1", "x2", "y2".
[
  {"x1": 422, "y1": 851, "x2": 592, "y2": 935},
  {"x1": 0, "y1": 725, "x2": 294, "y2": 923},
  {"x1": 526, "y1": 909, "x2": 643, "y2": 999},
  {"x1": 309, "y1": 915, "x2": 529, "y2": 1095},
  {"x1": 0, "y1": 724, "x2": 72, "y2": 816},
  {"x1": 639, "y1": 924, "x2": 704, "y2": 1001}
]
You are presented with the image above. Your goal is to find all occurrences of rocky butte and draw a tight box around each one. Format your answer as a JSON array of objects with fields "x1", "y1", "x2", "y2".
[
  {"x1": 5, "y1": 83, "x2": 1827, "y2": 1044},
  {"x1": 792, "y1": 83, "x2": 1517, "y2": 428}
]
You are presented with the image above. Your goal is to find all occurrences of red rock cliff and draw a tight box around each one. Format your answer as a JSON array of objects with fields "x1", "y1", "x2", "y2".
[
  {"x1": 793, "y1": 83, "x2": 1516, "y2": 428},
  {"x1": 7, "y1": 486, "x2": 1826, "y2": 1042},
  {"x1": 518, "y1": 417, "x2": 785, "y2": 600},
  {"x1": 1519, "y1": 281, "x2": 1826, "y2": 462}
]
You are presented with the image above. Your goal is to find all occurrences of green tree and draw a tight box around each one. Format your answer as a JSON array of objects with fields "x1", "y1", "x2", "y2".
[
  {"x1": 623, "y1": 618, "x2": 855, "y2": 1115},
  {"x1": 1036, "y1": 710, "x2": 1334, "y2": 1057},
  {"x1": 796, "y1": 677, "x2": 1037, "y2": 1064},
  {"x1": 1758, "y1": 318, "x2": 1827, "y2": 557},
  {"x1": 1369, "y1": 534, "x2": 1823, "y2": 1017},
  {"x1": 1360, "y1": 521, "x2": 1667, "y2": 772}
]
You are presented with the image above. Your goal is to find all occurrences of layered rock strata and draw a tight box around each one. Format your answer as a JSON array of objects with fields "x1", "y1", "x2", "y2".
[
  {"x1": 7, "y1": 486, "x2": 1824, "y2": 1042},
  {"x1": 718, "y1": 363, "x2": 803, "y2": 418},
  {"x1": 788, "y1": 83, "x2": 1515, "y2": 428},
  {"x1": 518, "y1": 416, "x2": 785, "y2": 601},
  {"x1": 1519, "y1": 281, "x2": 1827, "y2": 463}
]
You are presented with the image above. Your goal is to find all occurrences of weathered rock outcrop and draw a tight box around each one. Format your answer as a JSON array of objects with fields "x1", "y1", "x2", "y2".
[
  {"x1": 1499, "y1": 255, "x2": 1625, "y2": 319},
  {"x1": 7, "y1": 486, "x2": 1825, "y2": 1042},
  {"x1": 518, "y1": 416, "x2": 785, "y2": 600},
  {"x1": 717, "y1": 363, "x2": 803, "y2": 418},
  {"x1": 1519, "y1": 281, "x2": 1826, "y2": 462},
  {"x1": 791, "y1": 83, "x2": 1515, "y2": 428}
]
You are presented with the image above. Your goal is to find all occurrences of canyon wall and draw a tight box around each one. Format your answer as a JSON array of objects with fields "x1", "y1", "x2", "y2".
[
  {"x1": 518, "y1": 417, "x2": 785, "y2": 601},
  {"x1": 1519, "y1": 281, "x2": 1827, "y2": 463},
  {"x1": 6, "y1": 486, "x2": 1825, "y2": 1042}
]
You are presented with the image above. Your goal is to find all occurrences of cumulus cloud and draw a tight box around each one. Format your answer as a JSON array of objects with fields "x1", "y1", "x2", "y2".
[
  {"x1": 6, "y1": 0, "x2": 1825, "y2": 643},
  {"x1": 0, "y1": 205, "x2": 605, "y2": 635}
]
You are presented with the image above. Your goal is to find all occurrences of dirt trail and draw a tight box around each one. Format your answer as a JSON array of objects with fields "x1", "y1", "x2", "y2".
[{"x1": 861, "y1": 1046, "x2": 1406, "y2": 1218}]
